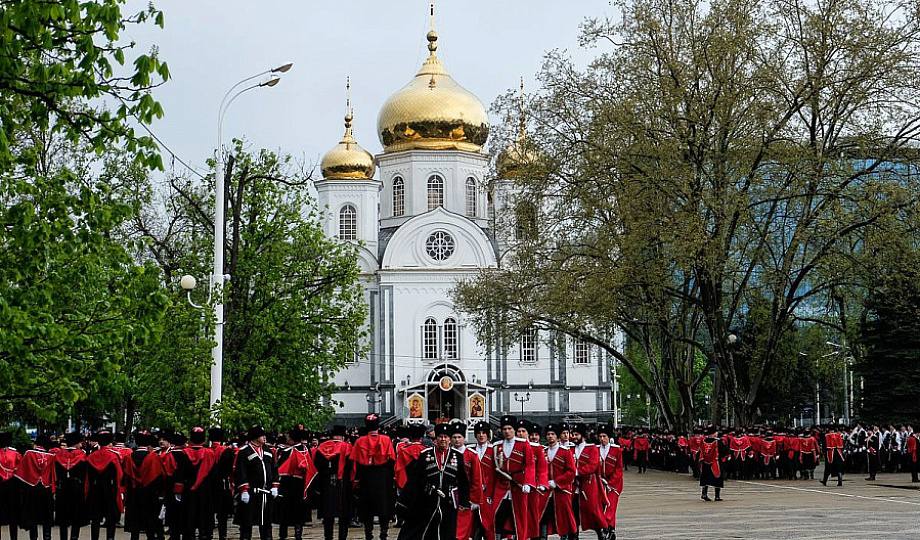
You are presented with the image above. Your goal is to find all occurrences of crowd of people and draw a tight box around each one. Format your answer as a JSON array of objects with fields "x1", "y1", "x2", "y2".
[{"x1": 0, "y1": 416, "x2": 916, "y2": 540}]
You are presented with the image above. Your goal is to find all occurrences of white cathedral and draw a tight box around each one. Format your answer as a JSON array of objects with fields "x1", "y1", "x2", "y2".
[{"x1": 315, "y1": 21, "x2": 619, "y2": 428}]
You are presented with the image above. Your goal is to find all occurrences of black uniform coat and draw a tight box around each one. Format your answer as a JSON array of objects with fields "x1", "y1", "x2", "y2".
[
  {"x1": 396, "y1": 447, "x2": 469, "y2": 540},
  {"x1": 275, "y1": 444, "x2": 311, "y2": 525},
  {"x1": 312, "y1": 440, "x2": 352, "y2": 519},
  {"x1": 233, "y1": 444, "x2": 278, "y2": 527},
  {"x1": 54, "y1": 448, "x2": 89, "y2": 526}
]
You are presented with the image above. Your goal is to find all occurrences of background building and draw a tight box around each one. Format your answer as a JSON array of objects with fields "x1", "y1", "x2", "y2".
[{"x1": 316, "y1": 21, "x2": 621, "y2": 429}]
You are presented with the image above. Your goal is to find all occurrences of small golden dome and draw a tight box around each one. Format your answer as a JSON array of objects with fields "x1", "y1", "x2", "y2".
[
  {"x1": 377, "y1": 28, "x2": 490, "y2": 153},
  {"x1": 321, "y1": 84, "x2": 376, "y2": 180},
  {"x1": 497, "y1": 138, "x2": 540, "y2": 178},
  {"x1": 497, "y1": 78, "x2": 539, "y2": 178}
]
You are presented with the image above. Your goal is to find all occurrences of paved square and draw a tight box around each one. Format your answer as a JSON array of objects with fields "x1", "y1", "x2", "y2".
[{"x1": 55, "y1": 468, "x2": 920, "y2": 540}]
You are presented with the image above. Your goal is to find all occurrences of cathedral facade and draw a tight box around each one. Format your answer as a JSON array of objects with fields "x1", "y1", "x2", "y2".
[{"x1": 316, "y1": 24, "x2": 619, "y2": 428}]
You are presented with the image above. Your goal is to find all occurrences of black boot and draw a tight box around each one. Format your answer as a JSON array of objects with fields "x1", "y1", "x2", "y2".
[{"x1": 714, "y1": 488, "x2": 723, "y2": 501}]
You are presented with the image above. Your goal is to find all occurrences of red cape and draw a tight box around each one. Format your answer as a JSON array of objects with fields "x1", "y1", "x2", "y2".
[
  {"x1": 316, "y1": 440, "x2": 351, "y2": 480},
  {"x1": 701, "y1": 440, "x2": 720, "y2": 478},
  {"x1": 56, "y1": 448, "x2": 87, "y2": 471},
  {"x1": 0, "y1": 448, "x2": 20, "y2": 482},
  {"x1": 351, "y1": 433, "x2": 395, "y2": 466},
  {"x1": 87, "y1": 447, "x2": 124, "y2": 512},
  {"x1": 125, "y1": 450, "x2": 164, "y2": 488},
  {"x1": 278, "y1": 447, "x2": 318, "y2": 498},
  {"x1": 15, "y1": 448, "x2": 55, "y2": 489},
  {"x1": 185, "y1": 446, "x2": 218, "y2": 492},
  {"x1": 394, "y1": 441, "x2": 425, "y2": 489}
]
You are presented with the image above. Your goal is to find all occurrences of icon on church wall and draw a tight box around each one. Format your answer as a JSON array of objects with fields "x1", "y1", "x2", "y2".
[
  {"x1": 408, "y1": 393, "x2": 424, "y2": 419},
  {"x1": 438, "y1": 376, "x2": 454, "y2": 392},
  {"x1": 469, "y1": 393, "x2": 485, "y2": 418}
]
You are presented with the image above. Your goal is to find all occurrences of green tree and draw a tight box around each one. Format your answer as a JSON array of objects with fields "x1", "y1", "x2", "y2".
[
  {"x1": 458, "y1": 0, "x2": 920, "y2": 427},
  {"x1": 133, "y1": 142, "x2": 367, "y2": 430},
  {"x1": 0, "y1": 134, "x2": 169, "y2": 425},
  {"x1": 0, "y1": 0, "x2": 168, "y2": 171}
]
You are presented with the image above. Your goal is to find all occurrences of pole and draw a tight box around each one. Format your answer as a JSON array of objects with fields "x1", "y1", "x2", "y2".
[
  {"x1": 816, "y1": 382, "x2": 821, "y2": 426},
  {"x1": 211, "y1": 141, "x2": 224, "y2": 416},
  {"x1": 612, "y1": 360, "x2": 619, "y2": 428},
  {"x1": 842, "y1": 359, "x2": 849, "y2": 425}
]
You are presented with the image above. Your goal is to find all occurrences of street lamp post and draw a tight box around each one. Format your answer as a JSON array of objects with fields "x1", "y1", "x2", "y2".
[
  {"x1": 612, "y1": 361, "x2": 620, "y2": 428},
  {"x1": 513, "y1": 392, "x2": 531, "y2": 415},
  {"x1": 826, "y1": 341, "x2": 850, "y2": 425},
  {"x1": 181, "y1": 62, "x2": 293, "y2": 422}
]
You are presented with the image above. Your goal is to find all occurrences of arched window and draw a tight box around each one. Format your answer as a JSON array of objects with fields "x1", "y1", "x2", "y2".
[
  {"x1": 465, "y1": 177, "x2": 478, "y2": 217},
  {"x1": 339, "y1": 204, "x2": 357, "y2": 240},
  {"x1": 427, "y1": 174, "x2": 444, "y2": 210},
  {"x1": 443, "y1": 318, "x2": 458, "y2": 359},
  {"x1": 515, "y1": 201, "x2": 537, "y2": 241},
  {"x1": 392, "y1": 176, "x2": 405, "y2": 217},
  {"x1": 422, "y1": 318, "x2": 438, "y2": 360},
  {"x1": 521, "y1": 326, "x2": 538, "y2": 363},
  {"x1": 574, "y1": 338, "x2": 591, "y2": 365}
]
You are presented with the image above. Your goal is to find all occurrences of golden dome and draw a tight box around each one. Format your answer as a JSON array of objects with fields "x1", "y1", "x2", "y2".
[
  {"x1": 377, "y1": 29, "x2": 489, "y2": 153},
  {"x1": 497, "y1": 79, "x2": 540, "y2": 178},
  {"x1": 321, "y1": 98, "x2": 376, "y2": 180},
  {"x1": 497, "y1": 137, "x2": 540, "y2": 178}
]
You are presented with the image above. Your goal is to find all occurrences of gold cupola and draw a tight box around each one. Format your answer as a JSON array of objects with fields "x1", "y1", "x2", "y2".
[
  {"x1": 321, "y1": 79, "x2": 376, "y2": 180},
  {"x1": 376, "y1": 4, "x2": 490, "y2": 153},
  {"x1": 497, "y1": 78, "x2": 540, "y2": 178}
]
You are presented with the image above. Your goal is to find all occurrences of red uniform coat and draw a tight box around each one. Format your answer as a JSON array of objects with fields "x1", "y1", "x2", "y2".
[
  {"x1": 455, "y1": 447, "x2": 482, "y2": 540},
  {"x1": 729, "y1": 436, "x2": 749, "y2": 461},
  {"x1": 907, "y1": 434, "x2": 918, "y2": 463},
  {"x1": 474, "y1": 443, "x2": 496, "y2": 540},
  {"x1": 487, "y1": 438, "x2": 534, "y2": 540},
  {"x1": 574, "y1": 443, "x2": 605, "y2": 532},
  {"x1": 758, "y1": 438, "x2": 777, "y2": 465},
  {"x1": 543, "y1": 444, "x2": 577, "y2": 537},
  {"x1": 527, "y1": 442, "x2": 549, "y2": 538},
  {"x1": 632, "y1": 436, "x2": 650, "y2": 461},
  {"x1": 598, "y1": 445, "x2": 623, "y2": 529},
  {"x1": 824, "y1": 432, "x2": 845, "y2": 462}
]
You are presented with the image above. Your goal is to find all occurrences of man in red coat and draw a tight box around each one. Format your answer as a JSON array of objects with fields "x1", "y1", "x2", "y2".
[
  {"x1": 517, "y1": 420, "x2": 548, "y2": 540},
  {"x1": 487, "y1": 415, "x2": 534, "y2": 540},
  {"x1": 597, "y1": 423, "x2": 623, "y2": 540},
  {"x1": 450, "y1": 422, "x2": 482, "y2": 540},
  {"x1": 632, "y1": 431, "x2": 650, "y2": 474},
  {"x1": 351, "y1": 414, "x2": 396, "y2": 540},
  {"x1": 541, "y1": 423, "x2": 577, "y2": 540},
  {"x1": 572, "y1": 423, "x2": 605, "y2": 537},
  {"x1": 907, "y1": 430, "x2": 919, "y2": 483},
  {"x1": 469, "y1": 422, "x2": 494, "y2": 540},
  {"x1": 821, "y1": 427, "x2": 845, "y2": 487}
]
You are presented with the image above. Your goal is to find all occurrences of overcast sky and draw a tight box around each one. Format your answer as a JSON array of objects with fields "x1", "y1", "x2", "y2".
[{"x1": 122, "y1": 1, "x2": 612, "y2": 177}]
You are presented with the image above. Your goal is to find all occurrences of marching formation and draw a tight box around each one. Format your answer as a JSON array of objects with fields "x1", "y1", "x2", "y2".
[
  {"x1": 0, "y1": 414, "x2": 624, "y2": 540},
  {"x1": 1, "y1": 417, "x2": 915, "y2": 540}
]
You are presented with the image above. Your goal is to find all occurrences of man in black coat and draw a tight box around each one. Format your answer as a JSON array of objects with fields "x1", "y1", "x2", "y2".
[
  {"x1": 208, "y1": 428, "x2": 236, "y2": 540},
  {"x1": 313, "y1": 426, "x2": 352, "y2": 540},
  {"x1": 86, "y1": 431, "x2": 124, "y2": 540},
  {"x1": 234, "y1": 426, "x2": 279, "y2": 540},
  {"x1": 395, "y1": 423, "x2": 469, "y2": 540},
  {"x1": 54, "y1": 432, "x2": 88, "y2": 540}
]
